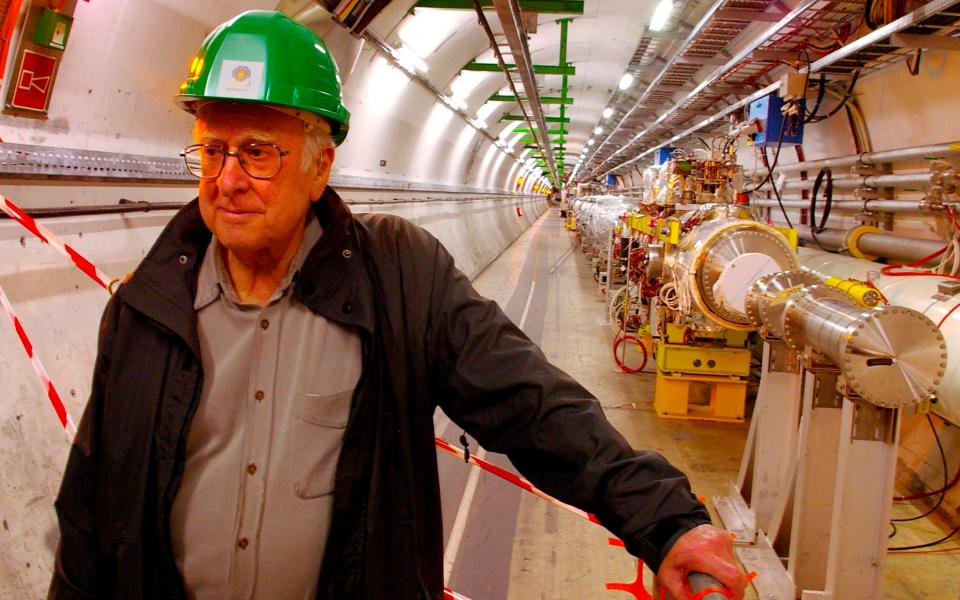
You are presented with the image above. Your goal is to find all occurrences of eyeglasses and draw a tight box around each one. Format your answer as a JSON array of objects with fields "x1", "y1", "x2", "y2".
[{"x1": 180, "y1": 143, "x2": 291, "y2": 180}]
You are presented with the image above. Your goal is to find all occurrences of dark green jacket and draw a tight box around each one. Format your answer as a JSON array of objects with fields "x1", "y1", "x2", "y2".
[{"x1": 49, "y1": 187, "x2": 708, "y2": 599}]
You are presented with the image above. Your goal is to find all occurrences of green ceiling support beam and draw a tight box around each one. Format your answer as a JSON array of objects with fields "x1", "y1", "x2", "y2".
[
  {"x1": 464, "y1": 61, "x2": 575, "y2": 76},
  {"x1": 519, "y1": 136, "x2": 566, "y2": 144},
  {"x1": 502, "y1": 115, "x2": 570, "y2": 123},
  {"x1": 515, "y1": 128, "x2": 568, "y2": 135},
  {"x1": 415, "y1": 0, "x2": 584, "y2": 13},
  {"x1": 489, "y1": 94, "x2": 574, "y2": 105}
]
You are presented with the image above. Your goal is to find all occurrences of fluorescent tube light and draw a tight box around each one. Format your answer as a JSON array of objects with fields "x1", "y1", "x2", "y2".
[{"x1": 650, "y1": 0, "x2": 674, "y2": 31}]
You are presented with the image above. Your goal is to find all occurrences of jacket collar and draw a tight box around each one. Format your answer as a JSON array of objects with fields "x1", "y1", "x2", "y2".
[{"x1": 119, "y1": 187, "x2": 375, "y2": 357}]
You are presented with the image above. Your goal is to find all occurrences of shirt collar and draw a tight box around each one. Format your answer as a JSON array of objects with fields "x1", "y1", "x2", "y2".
[{"x1": 194, "y1": 212, "x2": 324, "y2": 310}]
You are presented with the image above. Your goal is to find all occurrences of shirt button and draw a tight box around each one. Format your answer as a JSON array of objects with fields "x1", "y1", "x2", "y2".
[
  {"x1": 260, "y1": 319, "x2": 269, "y2": 330},
  {"x1": 246, "y1": 463, "x2": 257, "y2": 475},
  {"x1": 238, "y1": 537, "x2": 249, "y2": 550},
  {"x1": 255, "y1": 390, "x2": 265, "y2": 401},
  {"x1": 342, "y1": 249, "x2": 352, "y2": 259}
]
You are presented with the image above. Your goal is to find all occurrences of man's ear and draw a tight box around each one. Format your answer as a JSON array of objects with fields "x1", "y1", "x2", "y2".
[{"x1": 309, "y1": 145, "x2": 336, "y2": 202}]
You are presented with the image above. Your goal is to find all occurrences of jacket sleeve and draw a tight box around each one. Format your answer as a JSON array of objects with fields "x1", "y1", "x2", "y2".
[
  {"x1": 425, "y1": 238, "x2": 710, "y2": 571},
  {"x1": 48, "y1": 295, "x2": 120, "y2": 599}
]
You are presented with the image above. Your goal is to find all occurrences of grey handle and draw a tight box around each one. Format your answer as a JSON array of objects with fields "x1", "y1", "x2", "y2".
[{"x1": 663, "y1": 572, "x2": 730, "y2": 600}]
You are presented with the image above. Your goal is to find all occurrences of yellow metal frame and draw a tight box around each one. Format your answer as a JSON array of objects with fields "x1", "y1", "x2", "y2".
[
  {"x1": 655, "y1": 342, "x2": 751, "y2": 377},
  {"x1": 654, "y1": 370, "x2": 746, "y2": 422},
  {"x1": 661, "y1": 323, "x2": 748, "y2": 347},
  {"x1": 774, "y1": 226, "x2": 799, "y2": 251},
  {"x1": 626, "y1": 214, "x2": 681, "y2": 244}
]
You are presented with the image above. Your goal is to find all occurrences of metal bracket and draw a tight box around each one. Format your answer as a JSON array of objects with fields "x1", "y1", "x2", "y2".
[
  {"x1": 853, "y1": 186, "x2": 895, "y2": 201},
  {"x1": 0, "y1": 142, "x2": 192, "y2": 183},
  {"x1": 857, "y1": 208, "x2": 894, "y2": 232},
  {"x1": 850, "y1": 162, "x2": 892, "y2": 177},
  {"x1": 906, "y1": 48, "x2": 923, "y2": 76},
  {"x1": 811, "y1": 371, "x2": 842, "y2": 409},
  {"x1": 736, "y1": 532, "x2": 796, "y2": 600},
  {"x1": 890, "y1": 31, "x2": 960, "y2": 51},
  {"x1": 713, "y1": 486, "x2": 757, "y2": 544},
  {"x1": 932, "y1": 280, "x2": 960, "y2": 301},
  {"x1": 851, "y1": 399, "x2": 896, "y2": 442},
  {"x1": 769, "y1": 341, "x2": 799, "y2": 373}
]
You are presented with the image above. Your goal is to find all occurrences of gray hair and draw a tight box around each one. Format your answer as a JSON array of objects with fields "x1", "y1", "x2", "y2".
[{"x1": 301, "y1": 120, "x2": 335, "y2": 173}]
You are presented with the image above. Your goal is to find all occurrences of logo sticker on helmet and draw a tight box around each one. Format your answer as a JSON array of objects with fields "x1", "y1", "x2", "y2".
[{"x1": 217, "y1": 59, "x2": 264, "y2": 97}]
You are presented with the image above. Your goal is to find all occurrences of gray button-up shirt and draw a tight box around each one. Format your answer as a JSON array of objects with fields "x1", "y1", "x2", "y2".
[{"x1": 171, "y1": 214, "x2": 363, "y2": 600}]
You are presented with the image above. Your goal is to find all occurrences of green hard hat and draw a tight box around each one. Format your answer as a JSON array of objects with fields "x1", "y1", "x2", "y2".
[{"x1": 176, "y1": 10, "x2": 350, "y2": 145}]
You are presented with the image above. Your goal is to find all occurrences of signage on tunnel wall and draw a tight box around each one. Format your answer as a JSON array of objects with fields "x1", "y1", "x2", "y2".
[{"x1": 10, "y1": 49, "x2": 57, "y2": 112}]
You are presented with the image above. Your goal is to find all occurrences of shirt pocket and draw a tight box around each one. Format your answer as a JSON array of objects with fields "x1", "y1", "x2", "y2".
[{"x1": 292, "y1": 389, "x2": 353, "y2": 499}]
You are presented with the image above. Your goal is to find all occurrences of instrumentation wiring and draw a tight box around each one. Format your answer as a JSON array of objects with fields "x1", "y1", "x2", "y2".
[
  {"x1": 892, "y1": 416, "x2": 949, "y2": 522},
  {"x1": 761, "y1": 147, "x2": 795, "y2": 230},
  {"x1": 806, "y1": 70, "x2": 861, "y2": 123}
]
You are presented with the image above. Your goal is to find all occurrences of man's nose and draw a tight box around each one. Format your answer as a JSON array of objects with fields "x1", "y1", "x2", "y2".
[{"x1": 217, "y1": 154, "x2": 250, "y2": 195}]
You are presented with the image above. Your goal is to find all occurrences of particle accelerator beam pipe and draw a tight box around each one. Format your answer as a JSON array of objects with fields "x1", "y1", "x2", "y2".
[
  {"x1": 796, "y1": 228, "x2": 946, "y2": 264},
  {"x1": 746, "y1": 271, "x2": 946, "y2": 408}
]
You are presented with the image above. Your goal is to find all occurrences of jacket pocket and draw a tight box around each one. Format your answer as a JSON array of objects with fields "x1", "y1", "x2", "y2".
[{"x1": 292, "y1": 389, "x2": 353, "y2": 499}]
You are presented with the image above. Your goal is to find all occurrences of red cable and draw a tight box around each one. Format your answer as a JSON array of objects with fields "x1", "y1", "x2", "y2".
[
  {"x1": 880, "y1": 243, "x2": 960, "y2": 281},
  {"x1": 613, "y1": 334, "x2": 648, "y2": 373},
  {"x1": 894, "y1": 465, "x2": 960, "y2": 502},
  {"x1": 939, "y1": 301, "x2": 960, "y2": 328},
  {"x1": 947, "y1": 205, "x2": 960, "y2": 234},
  {"x1": 0, "y1": 0, "x2": 26, "y2": 79}
]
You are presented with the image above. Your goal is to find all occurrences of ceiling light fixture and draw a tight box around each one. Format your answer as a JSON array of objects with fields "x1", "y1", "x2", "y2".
[
  {"x1": 594, "y1": 127, "x2": 603, "y2": 135},
  {"x1": 618, "y1": 73, "x2": 634, "y2": 90},
  {"x1": 649, "y1": 0, "x2": 674, "y2": 31},
  {"x1": 602, "y1": 107, "x2": 614, "y2": 119},
  {"x1": 395, "y1": 45, "x2": 428, "y2": 73}
]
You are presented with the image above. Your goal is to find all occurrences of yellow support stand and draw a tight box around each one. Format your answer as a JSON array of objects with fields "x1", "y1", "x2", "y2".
[{"x1": 654, "y1": 370, "x2": 746, "y2": 423}]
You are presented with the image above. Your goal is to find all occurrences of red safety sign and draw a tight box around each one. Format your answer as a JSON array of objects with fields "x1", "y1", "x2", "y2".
[{"x1": 11, "y1": 49, "x2": 57, "y2": 112}]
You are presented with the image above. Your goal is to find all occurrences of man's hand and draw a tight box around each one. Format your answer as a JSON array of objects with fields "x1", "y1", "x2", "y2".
[{"x1": 656, "y1": 524, "x2": 746, "y2": 600}]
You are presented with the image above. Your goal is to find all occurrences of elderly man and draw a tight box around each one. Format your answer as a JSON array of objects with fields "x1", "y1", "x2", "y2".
[{"x1": 50, "y1": 10, "x2": 744, "y2": 600}]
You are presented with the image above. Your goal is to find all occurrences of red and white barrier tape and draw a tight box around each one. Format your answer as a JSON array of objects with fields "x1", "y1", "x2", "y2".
[
  {"x1": 1, "y1": 194, "x2": 113, "y2": 290},
  {"x1": 0, "y1": 283, "x2": 76, "y2": 437},
  {"x1": 435, "y1": 436, "x2": 601, "y2": 526},
  {"x1": 443, "y1": 587, "x2": 472, "y2": 600}
]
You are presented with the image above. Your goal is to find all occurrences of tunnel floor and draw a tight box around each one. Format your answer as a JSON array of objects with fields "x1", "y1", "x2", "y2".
[{"x1": 436, "y1": 208, "x2": 960, "y2": 600}]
